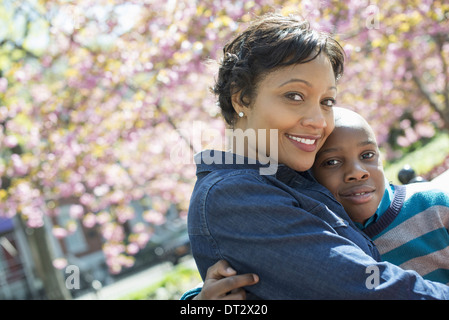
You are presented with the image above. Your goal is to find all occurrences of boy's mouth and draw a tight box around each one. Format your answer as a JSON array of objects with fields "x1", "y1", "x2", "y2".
[{"x1": 339, "y1": 186, "x2": 376, "y2": 204}]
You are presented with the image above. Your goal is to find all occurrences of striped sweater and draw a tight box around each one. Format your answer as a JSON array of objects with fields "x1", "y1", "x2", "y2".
[{"x1": 363, "y1": 182, "x2": 449, "y2": 285}]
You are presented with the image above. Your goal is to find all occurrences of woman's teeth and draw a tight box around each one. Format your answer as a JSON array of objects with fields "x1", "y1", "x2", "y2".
[{"x1": 286, "y1": 135, "x2": 315, "y2": 145}]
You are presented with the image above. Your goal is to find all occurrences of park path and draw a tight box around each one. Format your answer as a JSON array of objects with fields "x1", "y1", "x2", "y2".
[
  {"x1": 75, "y1": 256, "x2": 196, "y2": 300},
  {"x1": 431, "y1": 168, "x2": 449, "y2": 189}
]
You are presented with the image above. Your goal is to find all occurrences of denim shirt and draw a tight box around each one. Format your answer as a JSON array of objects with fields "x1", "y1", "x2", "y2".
[{"x1": 187, "y1": 150, "x2": 449, "y2": 299}]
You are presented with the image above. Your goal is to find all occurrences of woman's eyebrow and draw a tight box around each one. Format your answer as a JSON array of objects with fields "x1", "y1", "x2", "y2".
[
  {"x1": 279, "y1": 78, "x2": 312, "y2": 88},
  {"x1": 278, "y1": 78, "x2": 337, "y2": 91}
]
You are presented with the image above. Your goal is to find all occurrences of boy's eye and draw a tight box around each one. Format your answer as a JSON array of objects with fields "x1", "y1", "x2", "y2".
[
  {"x1": 324, "y1": 159, "x2": 340, "y2": 166},
  {"x1": 361, "y1": 152, "x2": 375, "y2": 160}
]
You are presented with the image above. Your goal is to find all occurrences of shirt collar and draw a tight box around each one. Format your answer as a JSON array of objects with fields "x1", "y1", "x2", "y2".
[
  {"x1": 194, "y1": 150, "x2": 314, "y2": 185},
  {"x1": 195, "y1": 149, "x2": 271, "y2": 171}
]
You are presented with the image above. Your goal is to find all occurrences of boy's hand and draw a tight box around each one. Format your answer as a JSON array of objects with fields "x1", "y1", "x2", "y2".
[{"x1": 193, "y1": 260, "x2": 259, "y2": 300}]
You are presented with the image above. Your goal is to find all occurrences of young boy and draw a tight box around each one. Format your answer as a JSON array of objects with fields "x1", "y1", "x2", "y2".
[
  {"x1": 311, "y1": 107, "x2": 449, "y2": 284},
  {"x1": 182, "y1": 107, "x2": 449, "y2": 299}
]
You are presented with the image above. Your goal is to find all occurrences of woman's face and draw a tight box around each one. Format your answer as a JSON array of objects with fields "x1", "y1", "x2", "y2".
[{"x1": 233, "y1": 53, "x2": 337, "y2": 172}]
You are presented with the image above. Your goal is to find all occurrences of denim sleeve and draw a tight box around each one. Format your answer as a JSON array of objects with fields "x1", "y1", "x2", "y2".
[{"x1": 191, "y1": 174, "x2": 449, "y2": 300}]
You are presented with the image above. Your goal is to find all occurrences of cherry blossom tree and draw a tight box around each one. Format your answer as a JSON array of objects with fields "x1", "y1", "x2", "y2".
[{"x1": 0, "y1": 0, "x2": 447, "y2": 298}]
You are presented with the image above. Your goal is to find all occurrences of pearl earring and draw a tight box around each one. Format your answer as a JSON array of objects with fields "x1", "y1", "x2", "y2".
[{"x1": 238, "y1": 111, "x2": 244, "y2": 118}]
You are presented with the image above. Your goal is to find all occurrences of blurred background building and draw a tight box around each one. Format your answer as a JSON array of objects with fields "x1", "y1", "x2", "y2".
[{"x1": 0, "y1": 200, "x2": 190, "y2": 299}]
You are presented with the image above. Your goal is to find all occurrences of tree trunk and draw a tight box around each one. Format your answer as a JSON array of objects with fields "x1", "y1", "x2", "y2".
[{"x1": 18, "y1": 217, "x2": 72, "y2": 300}]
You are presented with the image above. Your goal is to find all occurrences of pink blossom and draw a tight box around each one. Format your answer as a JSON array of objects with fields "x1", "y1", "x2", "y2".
[
  {"x1": 132, "y1": 222, "x2": 145, "y2": 233},
  {"x1": 415, "y1": 123, "x2": 435, "y2": 138},
  {"x1": 96, "y1": 211, "x2": 111, "y2": 225},
  {"x1": 66, "y1": 220, "x2": 77, "y2": 234},
  {"x1": 82, "y1": 212, "x2": 96, "y2": 228},
  {"x1": 116, "y1": 206, "x2": 135, "y2": 223},
  {"x1": 52, "y1": 226, "x2": 68, "y2": 239},
  {"x1": 109, "y1": 190, "x2": 125, "y2": 204},
  {"x1": 118, "y1": 255, "x2": 135, "y2": 268},
  {"x1": 26, "y1": 214, "x2": 44, "y2": 228},
  {"x1": 69, "y1": 204, "x2": 84, "y2": 219},
  {"x1": 101, "y1": 223, "x2": 125, "y2": 242},
  {"x1": 59, "y1": 183, "x2": 74, "y2": 198},
  {"x1": 0, "y1": 77, "x2": 7, "y2": 93},
  {"x1": 4, "y1": 135, "x2": 18, "y2": 148},
  {"x1": 103, "y1": 243, "x2": 126, "y2": 257},
  {"x1": 126, "y1": 243, "x2": 139, "y2": 255},
  {"x1": 11, "y1": 154, "x2": 28, "y2": 176},
  {"x1": 143, "y1": 209, "x2": 166, "y2": 226},
  {"x1": 52, "y1": 258, "x2": 68, "y2": 269},
  {"x1": 135, "y1": 232, "x2": 150, "y2": 248},
  {"x1": 0, "y1": 106, "x2": 8, "y2": 122},
  {"x1": 80, "y1": 193, "x2": 95, "y2": 207}
]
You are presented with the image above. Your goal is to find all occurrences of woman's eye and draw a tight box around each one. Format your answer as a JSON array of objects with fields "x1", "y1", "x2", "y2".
[
  {"x1": 286, "y1": 93, "x2": 304, "y2": 101},
  {"x1": 321, "y1": 98, "x2": 336, "y2": 107}
]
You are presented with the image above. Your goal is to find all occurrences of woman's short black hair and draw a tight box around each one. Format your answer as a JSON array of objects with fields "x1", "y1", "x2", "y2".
[{"x1": 212, "y1": 13, "x2": 345, "y2": 126}]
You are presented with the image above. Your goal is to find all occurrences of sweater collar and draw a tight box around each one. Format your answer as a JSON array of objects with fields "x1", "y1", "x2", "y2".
[{"x1": 362, "y1": 184, "x2": 406, "y2": 238}]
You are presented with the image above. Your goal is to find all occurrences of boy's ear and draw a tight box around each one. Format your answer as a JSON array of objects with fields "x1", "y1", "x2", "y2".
[{"x1": 379, "y1": 149, "x2": 386, "y2": 166}]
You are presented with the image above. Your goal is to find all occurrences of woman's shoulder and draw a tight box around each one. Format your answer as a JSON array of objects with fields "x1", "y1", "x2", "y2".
[
  {"x1": 188, "y1": 168, "x2": 288, "y2": 228},
  {"x1": 198, "y1": 167, "x2": 273, "y2": 192}
]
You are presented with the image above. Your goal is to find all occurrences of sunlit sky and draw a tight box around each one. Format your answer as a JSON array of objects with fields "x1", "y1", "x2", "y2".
[{"x1": 0, "y1": 0, "x2": 142, "y2": 53}]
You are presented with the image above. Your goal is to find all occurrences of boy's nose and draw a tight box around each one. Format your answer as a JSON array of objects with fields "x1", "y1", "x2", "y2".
[{"x1": 344, "y1": 163, "x2": 370, "y2": 182}]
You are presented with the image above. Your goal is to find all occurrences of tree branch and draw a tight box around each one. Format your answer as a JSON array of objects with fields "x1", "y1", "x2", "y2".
[
  {"x1": 407, "y1": 56, "x2": 449, "y2": 130},
  {"x1": 0, "y1": 39, "x2": 39, "y2": 60},
  {"x1": 434, "y1": 34, "x2": 449, "y2": 112}
]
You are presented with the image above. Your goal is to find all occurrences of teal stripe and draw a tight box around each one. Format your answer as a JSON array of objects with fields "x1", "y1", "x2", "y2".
[
  {"x1": 389, "y1": 190, "x2": 449, "y2": 228},
  {"x1": 380, "y1": 228, "x2": 449, "y2": 266},
  {"x1": 422, "y1": 268, "x2": 449, "y2": 284}
]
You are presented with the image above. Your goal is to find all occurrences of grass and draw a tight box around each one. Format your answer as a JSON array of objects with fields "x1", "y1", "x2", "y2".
[
  {"x1": 118, "y1": 260, "x2": 202, "y2": 300},
  {"x1": 383, "y1": 132, "x2": 449, "y2": 184}
]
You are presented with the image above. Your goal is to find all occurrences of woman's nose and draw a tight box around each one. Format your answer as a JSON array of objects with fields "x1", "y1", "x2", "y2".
[{"x1": 300, "y1": 104, "x2": 327, "y2": 129}]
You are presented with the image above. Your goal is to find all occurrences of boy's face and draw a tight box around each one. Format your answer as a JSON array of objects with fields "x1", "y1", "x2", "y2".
[{"x1": 311, "y1": 118, "x2": 385, "y2": 224}]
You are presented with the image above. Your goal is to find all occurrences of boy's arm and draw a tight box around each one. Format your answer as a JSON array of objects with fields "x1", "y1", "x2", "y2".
[{"x1": 181, "y1": 260, "x2": 259, "y2": 300}]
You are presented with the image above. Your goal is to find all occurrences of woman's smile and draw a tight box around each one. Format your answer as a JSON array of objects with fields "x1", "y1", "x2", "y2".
[{"x1": 285, "y1": 133, "x2": 321, "y2": 152}]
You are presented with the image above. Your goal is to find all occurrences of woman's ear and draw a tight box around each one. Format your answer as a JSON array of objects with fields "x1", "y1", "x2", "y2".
[{"x1": 231, "y1": 90, "x2": 245, "y2": 116}]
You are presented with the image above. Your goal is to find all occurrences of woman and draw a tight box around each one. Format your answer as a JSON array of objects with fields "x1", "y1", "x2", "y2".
[{"x1": 187, "y1": 13, "x2": 449, "y2": 299}]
